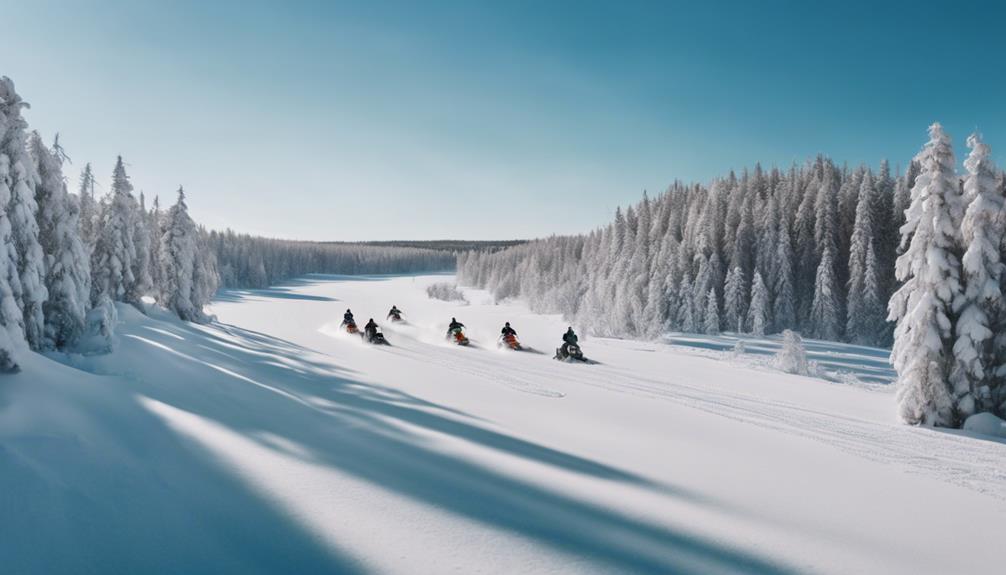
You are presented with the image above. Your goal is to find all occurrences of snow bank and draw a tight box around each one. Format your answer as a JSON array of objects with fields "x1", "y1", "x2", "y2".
[{"x1": 963, "y1": 412, "x2": 1006, "y2": 438}]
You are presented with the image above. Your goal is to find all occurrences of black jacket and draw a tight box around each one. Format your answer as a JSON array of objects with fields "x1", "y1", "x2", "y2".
[
  {"x1": 501, "y1": 326, "x2": 517, "y2": 337},
  {"x1": 448, "y1": 320, "x2": 465, "y2": 331},
  {"x1": 562, "y1": 331, "x2": 578, "y2": 345}
]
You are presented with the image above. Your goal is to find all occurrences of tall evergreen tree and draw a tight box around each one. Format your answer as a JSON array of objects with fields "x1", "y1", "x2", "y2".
[
  {"x1": 0, "y1": 77, "x2": 47, "y2": 349},
  {"x1": 30, "y1": 133, "x2": 91, "y2": 349},
  {"x1": 747, "y1": 272, "x2": 770, "y2": 336},
  {"x1": 954, "y1": 133, "x2": 1004, "y2": 419},
  {"x1": 723, "y1": 266, "x2": 747, "y2": 332},
  {"x1": 91, "y1": 156, "x2": 137, "y2": 304},
  {"x1": 889, "y1": 124, "x2": 963, "y2": 426}
]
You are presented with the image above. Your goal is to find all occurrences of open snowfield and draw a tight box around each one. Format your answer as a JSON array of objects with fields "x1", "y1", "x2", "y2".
[{"x1": 3, "y1": 273, "x2": 1005, "y2": 574}]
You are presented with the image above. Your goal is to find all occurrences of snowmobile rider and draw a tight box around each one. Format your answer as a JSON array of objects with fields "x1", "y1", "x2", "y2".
[
  {"x1": 501, "y1": 322, "x2": 517, "y2": 338},
  {"x1": 561, "y1": 327, "x2": 578, "y2": 354},
  {"x1": 448, "y1": 317, "x2": 465, "y2": 334},
  {"x1": 364, "y1": 318, "x2": 379, "y2": 340},
  {"x1": 388, "y1": 305, "x2": 401, "y2": 319},
  {"x1": 343, "y1": 309, "x2": 355, "y2": 325}
]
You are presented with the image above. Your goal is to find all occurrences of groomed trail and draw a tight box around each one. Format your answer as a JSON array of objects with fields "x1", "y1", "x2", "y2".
[{"x1": 2, "y1": 274, "x2": 1004, "y2": 574}]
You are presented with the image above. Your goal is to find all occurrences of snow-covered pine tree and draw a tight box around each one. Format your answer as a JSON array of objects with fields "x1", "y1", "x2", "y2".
[
  {"x1": 77, "y1": 163, "x2": 97, "y2": 251},
  {"x1": 128, "y1": 191, "x2": 152, "y2": 307},
  {"x1": 0, "y1": 77, "x2": 47, "y2": 350},
  {"x1": 159, "y1": 187, "x2": 211, "y2": 322},
  {"x1": 30, "y1": 133, "x2": 91, "y2": 349},
  {"x1": 773, "y1": 213, "x2": 796, "y2": 332},
  {"x1": 147, "y1": 196, "x2": 163, "y2": 295},
  {"x1": 810, "y1": 246, "x2": 841, "y2": 341},
  {"x1": 703, "y1": 287, "x2": 720, "y2": 335},
  {"x1": 954, "y1": 133, "x2": 1003, "y2": 419},
  {"x1": 91, "y1": 156, "x2": 137, "y2": 305},
  {"x1": 889, "y1": 123, "x2": 963, "y2": 427},
  {"x1": 846, "y1": 171, "x2": 884, "y2": 345},
  {"x1": 0, "y1": 155, "x2": 25, "y2": 371},
  {"x1": 748, "y1": 271, "x2": 769, "y2": 336},
  {"x1": 723, "y1": 266, "x2": 747, "y2": 332}
]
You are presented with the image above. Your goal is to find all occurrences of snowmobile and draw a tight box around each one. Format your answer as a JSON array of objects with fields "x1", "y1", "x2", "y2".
[
  {"x1": 388, "y1": 309, "x2": 404, "y2": 322},
  {"x1": 554, "y1": 343, "x2": 586, "y2": 362},
  {"x1": 448, "y1": 327, "x2": 470, "y2": 346},
  {"x1": 341, "y1": 320, "x2": 360, "y2": 335},
  {"x1": 499, "y1": 333, "x2": 523, "y2": 351},
  {"x1": 364, "y1": 328, "x2": 390, "y2": 345}
]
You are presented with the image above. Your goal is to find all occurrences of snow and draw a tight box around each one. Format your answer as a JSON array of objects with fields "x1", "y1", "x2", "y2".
[
  {"x1": 962, "y1": 412, "x2": 1006, "y2": 439},
  {"x1": 2, "y1": 273, "x2": 1005, "y2": 574}
]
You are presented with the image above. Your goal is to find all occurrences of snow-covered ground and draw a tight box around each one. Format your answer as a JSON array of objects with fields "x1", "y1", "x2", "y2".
[{"x1": 3, "y1": 274, "x2": 1005, "y2": 574}]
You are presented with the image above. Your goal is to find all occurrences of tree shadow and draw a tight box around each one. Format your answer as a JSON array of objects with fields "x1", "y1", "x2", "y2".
[
  {"x1": 0, "y1": 357, "x2": 365, "y2": 575},
  {"x1": 58, "y1": 310, "x2": 799, "y2": 574}
]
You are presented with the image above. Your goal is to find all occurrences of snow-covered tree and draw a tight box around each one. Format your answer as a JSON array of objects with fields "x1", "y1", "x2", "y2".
[
  {"x1": 748, "y1": 271, "x2": 769, "y2": 336},
  {"x1": 0, "y1": 155, "x2": 25, "y2": 371},
  {"x1": 30, "y1": 133, "x2": 91, "y2": 349},
  {"x1": 77, "y1": 163, "x2": 97, "y2": 251},
  {"x1": 91, "y1": 156, "x2": 137, "y2": 305},
  {"x1": 810, "y1": 246, "x2": 841, "y2": 341},
  {"x1": 703, "y1": 287, "x2": 720, "y2": 335},
  {"x1": 0, "y1": 77, "x2": 47, "y2": 350},
  {"x1": 128, "y1": 191, "x2": 152, "y2": 306},
  {"x1": 847, "y1": 171, "x2": 885, "y2": 345},
  {"x1": 159, "y1": 188, "x2": 218, "y2": 322},
  {"x1": 723, "y1": 266, "x2": 747, "y2": 332},
  {"x1": 889, "y1": 123, "x2": 963, "y2": 427},
  {"x1": 954, "y1": 133, "x2": 1004, "y2": 419}
]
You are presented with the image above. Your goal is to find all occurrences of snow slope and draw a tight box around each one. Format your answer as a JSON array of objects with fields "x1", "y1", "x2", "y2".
[{"x1": 2, "y1": 274, "x2": 1005, "y2": 574}]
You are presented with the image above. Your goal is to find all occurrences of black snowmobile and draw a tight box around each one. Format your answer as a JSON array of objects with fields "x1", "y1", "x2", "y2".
[
  {"x1": 554, "y1": 342, "x2": 586, "y2": 361},
  {"x1": 554, "y1": 328, "x2": 586, "y2": 362},
  {"x1": 363, "y1": 320, "x2": 390, "y2": 345}
]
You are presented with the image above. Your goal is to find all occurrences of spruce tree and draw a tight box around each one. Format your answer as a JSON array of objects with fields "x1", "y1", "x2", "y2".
[
  {"x1": 954, "y1": 133, "x2": 1003, "y2": 419},
  {"x1": 889, "y1": 124, "x2": 963, "y2": 426}
]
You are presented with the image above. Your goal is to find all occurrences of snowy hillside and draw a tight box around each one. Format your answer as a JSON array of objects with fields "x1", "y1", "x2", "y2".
[{"x1": 3, "y1": 274, "x2": 1005, "y2": 574}]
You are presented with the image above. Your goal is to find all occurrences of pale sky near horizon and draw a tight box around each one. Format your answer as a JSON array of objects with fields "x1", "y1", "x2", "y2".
[{"x1": 5, "y1": 0, "x2": 1005, "y2": 241}]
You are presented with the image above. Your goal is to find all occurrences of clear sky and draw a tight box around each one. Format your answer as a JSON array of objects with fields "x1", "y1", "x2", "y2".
[{"x1": 5, "y1": 0, "x2": 1005, "y2": 241}]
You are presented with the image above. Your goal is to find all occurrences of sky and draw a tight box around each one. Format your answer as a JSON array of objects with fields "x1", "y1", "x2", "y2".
[{"x1": 4, "y1": 0, "x2": 1005, "y2": 241}]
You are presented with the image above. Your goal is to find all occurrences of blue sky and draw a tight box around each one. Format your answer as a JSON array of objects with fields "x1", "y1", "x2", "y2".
[{"x1": 5, "y1": 1, "x2": 1004, "y2": 240}]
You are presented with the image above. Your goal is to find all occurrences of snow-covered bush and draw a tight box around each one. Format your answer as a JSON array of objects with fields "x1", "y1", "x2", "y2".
[
  {"x1": 962, "y1": 412, "x2": 1006, "y2": 438},
  {"x1": 731, "y1": 340, "x2": 746, "y2": 358},
  {"x1": 775, "y1": 330, "x2": 809, "y2": 375},
  {"x1": 78, "y1": 295, "x2": 117, "y2": 355},
  {"x1": 426, "y1": 282, "x2": 468, "y2": 304}
]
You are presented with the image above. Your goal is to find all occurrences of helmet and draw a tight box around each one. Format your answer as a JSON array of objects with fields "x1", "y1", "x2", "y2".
[
  {"x1": 452, "y1": 317, "x2": 456, "y2": 322},
  {"x1": 346, "y1": 309, "x2": 351, "y2": 313},
  {"x1": 505, "y1": 322, "x2": 510, "y2": 326}
]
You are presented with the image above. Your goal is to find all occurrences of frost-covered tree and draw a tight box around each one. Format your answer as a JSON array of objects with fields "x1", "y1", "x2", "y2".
[
  {"x1": 0, "y1": 156, "x2": 24, "y2": 371},
  {"x1": 773, "y1": 215, "x2": 796, "y2": 331},
  {"x1": 723, "y1": 266, "x2": 747, "y2": 332},
  {"x1": 159, "y1": 188, "x2": 218, "y2": 322},
  {"x1": 30, "y1": 133, "x2": 91, "y2": 349},
  {"x1": 0, "y1": 77, "x2": 47, "y2": 350},
  {"x1": 91, "y1": 156, "x2": 137, "y2": 305},
  {"x1": 889, "y1": 124, "x2": 963, "y2": 427},
  {"x1": 954, "y1": 133, "x2": 1003, "y2": 419},
  {"x1": 810, "y1": 246, "x2": 841, "y2": 341},
  {"x1": 128, "y1": 191, "x2": 152, "y2": 306},
  {"x1": 703, "y1": 287, "x2": 720, "y2": 335},
  {"x1": 748, "y1": 271, "x2": 769, "y2": 336},
  {"x1": 77, "y1": 163, "x2": 97, "y2": 251},
  {"x1": 847, "y1": 172, "x2": 885, "y2": 345}
]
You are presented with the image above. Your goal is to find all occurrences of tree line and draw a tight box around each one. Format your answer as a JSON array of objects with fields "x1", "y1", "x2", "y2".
[
  {"x1": 0, "y1": 75, "x2": 456, "y2": 372},
  {"x1": 458, "y1": 124, "x2": 1006, "y2": 427}
]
